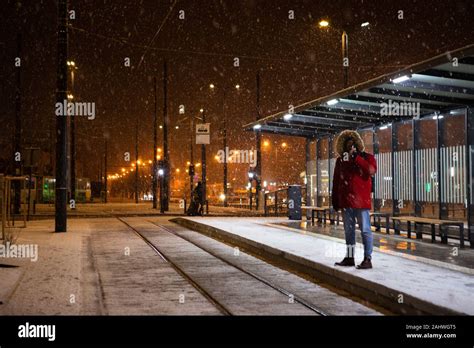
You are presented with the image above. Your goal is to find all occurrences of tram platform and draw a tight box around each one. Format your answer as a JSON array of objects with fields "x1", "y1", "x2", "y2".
[{"x1": 175, "y1": 216, "x2": 474, "y2": 315}]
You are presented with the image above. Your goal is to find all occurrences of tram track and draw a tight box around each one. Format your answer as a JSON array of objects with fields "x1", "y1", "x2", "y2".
[
  {"x1": 119, "y1": 216, "x2": 329, "y2": 315},
  {"x1": 116, "y1": 217, "x2": 232, "y2": 315},
  {"x1": 149, "y1": 220, "x2": 329, "y2": 316},
  {"x1": 116, "y1": 217, "x2": 328, "y2": 316}
]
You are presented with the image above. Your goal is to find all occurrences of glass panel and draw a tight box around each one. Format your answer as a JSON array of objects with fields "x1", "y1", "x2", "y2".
[
  {"x1": 374, "y1": 126, "x2": 392, "y2": 213},
  {"x1": 360, "y1": 130, "x2": 375, "y2": 210},
  {"x1": 317, "y1": 138, "x2": 329, "y2": 206},
  {"x1": 309, "y1": 140, "x2": 317, "y2": 206},
  {"x1": 440, "y1": 111, "x2": 466, "y2": 220},
  {"x1": 415, "y1": 118, "x2": 438, "y2": 218},
  {"x1": 394, "y1": 121, "x2": 414, "y2": 215}
]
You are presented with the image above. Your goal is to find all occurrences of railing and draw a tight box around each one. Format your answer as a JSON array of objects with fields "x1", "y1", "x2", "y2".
[{"x1": 264, "y1": 187, "x2": 307, "y2": 217}]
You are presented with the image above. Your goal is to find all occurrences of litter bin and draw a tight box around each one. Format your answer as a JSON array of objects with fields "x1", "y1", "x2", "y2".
[{"x1": 288, "y1": 185, "x2": 302, "y2": 220}]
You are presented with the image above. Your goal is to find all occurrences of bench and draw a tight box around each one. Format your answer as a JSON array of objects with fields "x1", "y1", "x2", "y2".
[
  {"x1": 370, "y1": 212, "x2": 391, "y2": 233},
  {"x1": 391, "y1": 216, "x2": 465, "y2": 247},
  {"x1": 302, "y1": 206, "x2": 339, "y2": 225}
]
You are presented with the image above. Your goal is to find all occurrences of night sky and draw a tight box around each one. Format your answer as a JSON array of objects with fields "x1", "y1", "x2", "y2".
[{"x1": 1, "y1": 0, "x2": 473, "y2": 190}]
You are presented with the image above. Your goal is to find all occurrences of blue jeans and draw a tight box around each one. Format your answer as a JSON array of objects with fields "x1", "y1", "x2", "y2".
[{"x1": 342, "y1": 208, "x2": 373, "y2": 259}]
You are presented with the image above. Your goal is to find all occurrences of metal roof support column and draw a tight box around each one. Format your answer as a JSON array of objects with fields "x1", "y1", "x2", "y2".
[
  {"x1": 466, "y1": 107, "x2": 474, "y2": 248},
  {"x1": 373, "y1": 127, "x2": 380, "y2": 212},
  {"x1": 391, "y1": 124, "x2": 399, "y2": 217},
  {"x1": 305, "y1": 138, "x2": 312, "y2": 219}
]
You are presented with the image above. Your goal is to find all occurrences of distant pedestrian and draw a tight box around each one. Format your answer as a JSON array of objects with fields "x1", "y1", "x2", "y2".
[
  {"x1": 187, "y1": 182, "x2": 203, "y2": 216},
  {"x1": 332, "y1": 130, "x2": 377, "y2": 269}
]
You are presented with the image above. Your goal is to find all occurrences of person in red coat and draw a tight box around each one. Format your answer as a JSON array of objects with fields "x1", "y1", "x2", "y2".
[{"x1": 332, "y1": 130, "x2": 377, "y2": 269}]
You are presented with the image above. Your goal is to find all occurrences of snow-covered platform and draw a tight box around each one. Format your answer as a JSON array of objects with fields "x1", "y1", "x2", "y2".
[{"x1": 174, "y1": 216, "x2": 474, "y2": 315}]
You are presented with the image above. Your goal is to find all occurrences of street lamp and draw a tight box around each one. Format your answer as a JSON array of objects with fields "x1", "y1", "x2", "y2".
[
  {"x1": 176, "y1": 108, "x2": 205, "y2": 205},
  {"x1": 209, "y1": 83, "x2": 241, "y2": 207},
  {"x1": 67, "y1": 60, "x2": 78, "y2": 204},
  {"x1": 318, "y1": 20, "x2": 329, "y2": 28},
  {"x1": 317, "y1": 19, "x2": 370, "y2": 88}
]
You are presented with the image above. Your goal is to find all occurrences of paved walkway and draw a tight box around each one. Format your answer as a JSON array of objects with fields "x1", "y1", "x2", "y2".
[
  {"x1": 179, "y1": 217, "x2": 474, "y2": 315},
  {"x1": 0, "y1": 218, "x2": 220, "y2": 315}
]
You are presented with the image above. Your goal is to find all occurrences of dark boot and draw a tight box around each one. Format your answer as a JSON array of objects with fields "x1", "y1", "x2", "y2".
[
  {"x1": 335, "y1": 257, "x2": 355, "y2": 266},
  {"x1": 356, "y1": 257, "x2": 372, "y2": 269}
]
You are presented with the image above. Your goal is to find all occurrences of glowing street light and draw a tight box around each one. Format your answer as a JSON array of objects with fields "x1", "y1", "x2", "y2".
[{"x1": 318, "y1": 20, "x2": 329, "y2": 28}]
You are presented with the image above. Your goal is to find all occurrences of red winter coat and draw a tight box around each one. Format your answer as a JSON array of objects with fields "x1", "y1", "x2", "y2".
[{"x1": 331, "y1": 130, "x2": 377, "y2": 210}]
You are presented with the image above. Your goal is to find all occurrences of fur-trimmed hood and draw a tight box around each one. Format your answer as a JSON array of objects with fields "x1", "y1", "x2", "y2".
[{"x1": 335, "y1": 130, "x2": 365, "y2": 156}]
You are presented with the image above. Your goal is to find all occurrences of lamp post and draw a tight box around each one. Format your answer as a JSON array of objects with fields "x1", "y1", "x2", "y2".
[
  {"x1": 248, "y1": 170, "x2": 257, "y2": 210},
  {"x1": 176, "y1": 108, "x2": 205, "y2": 203},
  {"x1": 318, "y1": 20, "x2": 370, "y2": 88},
  {"x1": 153, "y1": 76, "x2": 158, "y2": 209},
  {"x1": 55, "y1": 0, "x2": 68, "y2": 232},
  {"x1": 200, "y1": 108, "x2": 207, "y2": 212},
  {"x1": 67, "y1": 60, "x2": 78, "y2": 204},
  {"x1": 209, "y1": 83, "x2": 240, "y2": 207}
]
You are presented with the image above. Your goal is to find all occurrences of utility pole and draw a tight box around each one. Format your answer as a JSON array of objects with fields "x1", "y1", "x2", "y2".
[
  {"x1": 162, "y1": 60, "x2": 169, "y2": 211},
  {"x1": 55, "y1": 0, "x2": 68, "y2": 232},
  {"x1": 104, "y1": 139, "x2": 108, "y2": 203},
  {"x1": 222, "y1": 90, "x2": 228, "y2": 207},
  {"x1": 69, "y1": 62, "x2": 77, "y2": 204},
  {"x1": 13, "y1": 33, "x2": 22, "y2": 214},
  {"x1": 189, "y1": 115, "x2": 195, "y2": 197},
  {"x1": 201, "y1": 109, "x2": 207, "y2": 212},
  {"x1": 152, "y1": 76, "x2": 158, "y2": 209},
  {"x1": 255, "y1": 71, "x2": 262, "y2": 210},
  {"x1": 135, "y1": 116, "x2": 139, "y2": 204}
]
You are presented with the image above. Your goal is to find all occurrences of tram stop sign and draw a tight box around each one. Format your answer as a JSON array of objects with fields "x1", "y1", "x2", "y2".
[{"x1": 196, "y1": 123, "x2": 210, "y2": 144}]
